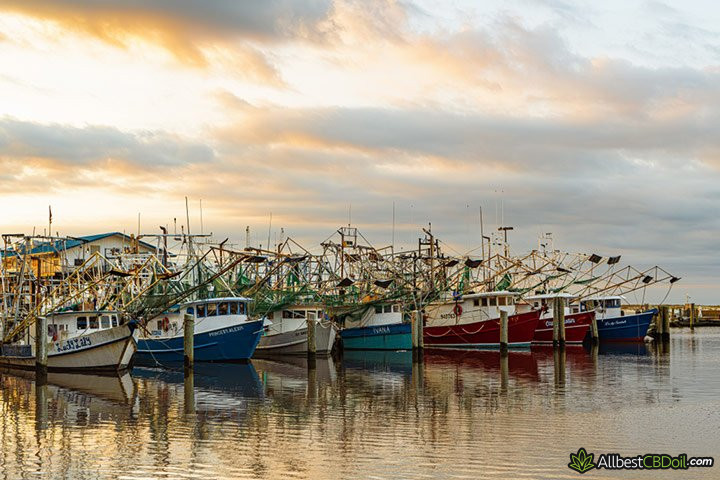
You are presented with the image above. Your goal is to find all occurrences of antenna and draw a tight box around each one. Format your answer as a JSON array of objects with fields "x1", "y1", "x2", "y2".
[
  {"x1": 200, "y1": 199, "x2": 204, "y2": 235},
  {"x1": 348, "y1": 204, "x2": 351, "y2": 227},
  {"x1": 392, "y1": 201, "x2": 395, "y2": 253},
  {"x1": 267, "y1": 212, "x2": 272, "y2": 251}
]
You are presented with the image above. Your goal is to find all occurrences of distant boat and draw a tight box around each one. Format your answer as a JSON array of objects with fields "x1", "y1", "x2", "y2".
[
  {"x1": 0, "y1": 310, "x2": 138, "y2": 373},
  {"x1": 254, "y1": 305, "x2": 336, "y2": 356},
  {"x1": 340, "y1": 303, "x2": 412, "y2": 350},
  {"x1": 519, "y1": 293, "x2": 594, "y2": 344},
  {"x1": 581, "y1": 296, "x2": 655, "y2": 342},
  {"x1": 423, "y1": 292, "x2": 540, "y2": 348},
  {"x1": 136, "y1": 297, "x2": 263, "y2": 362}
]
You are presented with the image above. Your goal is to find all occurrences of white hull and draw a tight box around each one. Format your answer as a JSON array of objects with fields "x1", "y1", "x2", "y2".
[
  {"x1": 255, "y1": 323, "x2": 336, "y2": 356},
  {"x1": 0, "y1": 323, "x2": 138, "y2": 373}
]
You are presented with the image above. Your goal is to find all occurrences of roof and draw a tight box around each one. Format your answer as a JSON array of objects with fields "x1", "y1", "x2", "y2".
[
  {"x1": 1, "y1": 232, "x2": 156, "y2": 257},
  {"x1": 525, "y1": 293, "x2": 576, "y2": 300},
  {"x1": 462, "y1": 290, "x2": 519, "y2": 299}
]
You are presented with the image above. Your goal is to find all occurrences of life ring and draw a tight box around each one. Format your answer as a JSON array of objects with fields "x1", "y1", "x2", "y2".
[
  {"x1": 453, "y1": 304, "x2": 463, "y2": 316},
  {"x1": 162, "y1": 317, "x2": 170, "y2": 332}
]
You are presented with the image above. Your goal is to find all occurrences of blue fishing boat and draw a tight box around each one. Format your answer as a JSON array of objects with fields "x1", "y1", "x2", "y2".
[
  {"x1": 340, "y1": 304, "x2": 412, "y2": 350},
  {"x1": 136, "y1": 297, "x2": 263, "y2": 362},
  {"x1": 582, "y1": 296, "x2": 656, "y2": 341}
]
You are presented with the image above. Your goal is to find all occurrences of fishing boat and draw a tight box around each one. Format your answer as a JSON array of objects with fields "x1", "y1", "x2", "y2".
[
  {"x1": 423, "y1": 292, "x2": 540, "y2": 348},
  {"x1": 136, "y1": 297, "x2": 263, "y2": 362},
  {"x1": 519, "y1": 293, "x2": 594, "y2": 344},
  {"x1": 340, "y1": 303, "x2": 412, "y2": 350},
  {"x1": 254, "y1": 305, "x2": 336, "y2": 356},
  {"x1": 581, "y1": 296, "x2": 656, "y2": 341},
  {"x1": 0, "y1": 310, "x2": 138, "y2": 373}
]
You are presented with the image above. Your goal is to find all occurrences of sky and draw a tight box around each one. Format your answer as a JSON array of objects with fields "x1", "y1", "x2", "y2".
[{"x1": 0, "y1": 0, "x2": 718, "y2": 303}]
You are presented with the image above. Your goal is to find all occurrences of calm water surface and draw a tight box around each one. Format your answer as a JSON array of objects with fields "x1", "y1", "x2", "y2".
[{"x1": 1, "y1": 330, "x2": 718, "y2": 479}]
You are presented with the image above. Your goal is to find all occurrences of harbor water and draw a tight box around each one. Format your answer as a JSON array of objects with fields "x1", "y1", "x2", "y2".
[{"x1": 0, "y1": 330, "x2": 718, "y2": 479}]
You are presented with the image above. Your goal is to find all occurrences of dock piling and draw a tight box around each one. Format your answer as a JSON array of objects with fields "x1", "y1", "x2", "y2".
[
  {"x1": 661, "y1": 305, "x2": 670, "y2": 340},
  {"x1": 690, "y1": 303, "x2": 696, "y2": 331},
  {"x1": 411, "y1": 310, "x2": 418, "y2": 350},
  {"x1": 307, "y1": 316, "x2": 316, "y2": 357},
  {"x1": 183, "y1": 313, "x2": 194, "y2": 368},
  {"x1": 35, "y1": 315, "x2": 48, "y2": 379},
  {"x1": 557, "y1": 297, "x2": 566, "y2": 346},
  {"x1": 552, "y1": 301, "x2": 559, "y2": 346},
  {"x1": 499, "y1": 310, "x2": 508, "y2": 352}
]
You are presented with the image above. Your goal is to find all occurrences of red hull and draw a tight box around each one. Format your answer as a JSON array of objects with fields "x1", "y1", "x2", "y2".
[
  {"x1": 532, "y1": 311, "x2": 593, "y2": 344},
  {"x1": 423, "y1": 310, "x2": 541, "y2": 348}
]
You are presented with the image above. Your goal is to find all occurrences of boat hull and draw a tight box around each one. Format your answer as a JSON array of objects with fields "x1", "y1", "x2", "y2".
[
  {"x1": 341, "y1": 322, "x2": 412, "y2": 350},
  {"x1": 423, "y1": 310, "x2": 541, "y2": 348},
  {"x1": 254, "y1": 323, "x2": 337, "y2": 356},
  {"x1": 0, "y1": 323, "x2": 138, "y2": 373},
  {"x1": 533, "y1": 311, "x2": 594, "y2": 344},
  {"x1": 136, "y1": 319, "x2": 263, "y2": 362},
  {"x1": 595, "y1": 309, "x2": 656, "y2": 341}
]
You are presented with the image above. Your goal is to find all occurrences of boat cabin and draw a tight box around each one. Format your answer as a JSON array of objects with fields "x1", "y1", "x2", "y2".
[
  {"x1": 47, "y1": 310, "x2": 121, "y2": 341},
  {"x1": 581, "y1": 296, "x2": 625, "y2": 319},
  {"x1": 264, "y1": 306, "x2": 325, "y2": 335},
  {"x1": 426, "y1": 291, "x2": 518, "y2": 326},
  {"x1": 518, "y1": 293, "x2": 579, "y2": 316},
  {"x1": 146, "y1": 297, "x2": 253, "y2": 337}
]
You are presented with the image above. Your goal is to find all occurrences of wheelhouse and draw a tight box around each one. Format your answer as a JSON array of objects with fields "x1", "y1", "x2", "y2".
[{"x1": 47, "y1": 310, "x2": 121, "y2": 340}]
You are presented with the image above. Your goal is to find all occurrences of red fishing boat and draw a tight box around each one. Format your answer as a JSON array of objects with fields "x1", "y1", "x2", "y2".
[
  {"x1": 423, "y1": 292, "x2": 541, "y2": 348},
  {"x1": 520, "y1": 294, "x2": 593, "y2": 344},
  {"x1": 532, "y1": 311, "x2": 594, "y2": 344}
]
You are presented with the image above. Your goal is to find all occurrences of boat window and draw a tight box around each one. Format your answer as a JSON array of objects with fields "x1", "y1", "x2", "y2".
[
  {"x1": 239, "y1": 302, "x2": 246, "y2": 315},
  {"x1": 218, "y1": 302, "x2": 229, "y2": 315},
  {"x1": 186, "y1": 307, "x2": 194, "y2": 315},
  {"x1": 283, "y1": 310, "x2": 293, "y2": 319},
  {"x1": 473, "y1": 299, "x2": 479, "y2": 307},
  {"x1": 498, "y1": 297, "x2": 507, "y2": 306},
  {"x1": 112, "y1": 316, "x2": 118, "y2": 327},
  {"x1": 101, "y1": 316, "x2": 110, "y2": 328},
  {"x1": 489, "y1": 297, "x2": 497, "y2": 306},
  {"x1": 605, "y1": 299, "x2": 621, "y2": 308},
  {"x1": 384, "y1": 305, "x2": 392, "y2": 313},
  {"x1": 207, "y1": 303, "x2": 217, "y2": 316},
  {"x1": 534, "y1": 302, "x2": 539, "y2": 308},
  {"x1": 267, "y1": 311, "x2": 273, "y2": 319},
  {"x1": 156, "y1": 320, "x2": 163, "y2": 331},
  {"x1": 307, "y1": 310, "x2": 317, "y2": 320},
  {"x1": 508, "y1": 297, "x2": 515, "y2": 305},
  {"x1": 481, "y1": 298, "x2": 488, "y2": 307},
  {"x1": 89, "y1": 316, "x2": 99, "y2": 329},
  {"x1": 392, "y1": 305, "x2": 400, "y2": 313},
  {"x1": 197, "y1": 304, "x2": 206, "y2": 317},
  {"x1": 77, "y1": 317, "x2": 87, "y2": 329},
  {"x1": 375, "y1": 306, "x2": 383, "y2": 314}
]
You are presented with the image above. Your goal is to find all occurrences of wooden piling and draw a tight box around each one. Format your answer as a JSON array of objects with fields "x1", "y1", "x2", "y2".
[
  {"x1": 552, "y1": 300, "x2": 559, "y2": 346},
  {"x1": 661, "y1": 305, "x2": 670, "y2": 340},
  {"x1": 307, "y1": 316, "x2": 316, "y2": 357},
  {"x1": 588, "y1": 300, "x2": 599, "y2": 344},
  {"x1": 183, "y1": 313, "x2": 194, "y2": 368},
  {"x1": 654, "y1": 307, "x2": 664, "y2": 337},
  {"x1": 35, "y1": 316, "x2": 48, "y2": 378},
  {"x1": 411, "y1": 310, "x2": 418, "y2": 350},
  {"x1": 499, "y1": 310, "x2": 509, "y2": 352},
  {"x1": 417, "y1": 311, "x2": 424, "y2": 349},
  {"x1": 556, "y1": 297, "x2": 566, "y2": 346},
  {"x1": 690, "y1": 303, "x2": 695, "y2": 331}
]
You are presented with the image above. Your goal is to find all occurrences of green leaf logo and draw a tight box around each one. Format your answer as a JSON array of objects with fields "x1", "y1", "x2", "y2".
[{"x1": 568, "y1": 448, "x2": 596, "y2": 474}]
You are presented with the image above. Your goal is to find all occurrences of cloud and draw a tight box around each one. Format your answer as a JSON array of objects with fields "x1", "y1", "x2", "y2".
[
  {"x1": 0, "y1": 0, "x2": 332, "y2": 70},
  {"x1": 0, "y1": 117, "x2": 215, "y2": 167}
]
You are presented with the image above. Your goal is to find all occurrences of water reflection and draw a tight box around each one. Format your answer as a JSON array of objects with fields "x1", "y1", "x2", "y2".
[{"x1": 0, "y1": 332, "x2": 718, "y2": 479}]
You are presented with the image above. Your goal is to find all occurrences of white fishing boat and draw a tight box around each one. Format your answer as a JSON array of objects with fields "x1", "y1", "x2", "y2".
[
  {"x1": 0, "y1": 310, "x2": 138, "y2": 373},
  {"x1": 255, "y1": 305, "x2": 336, "y2": 356}
]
